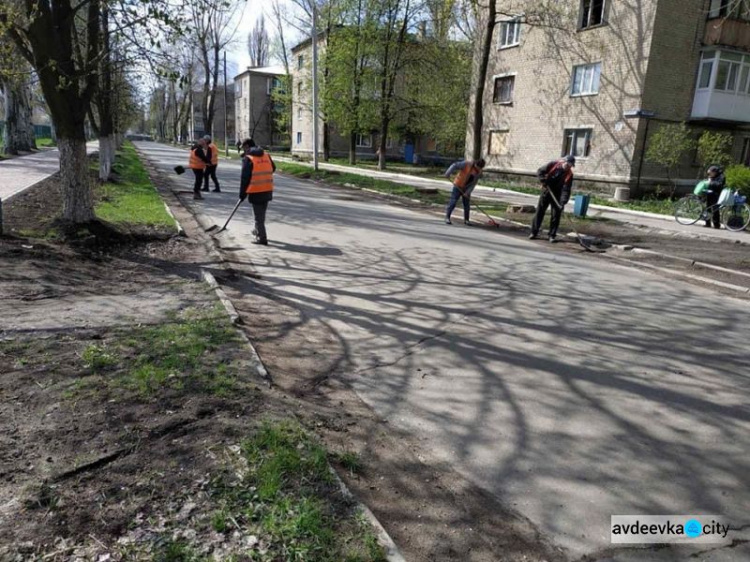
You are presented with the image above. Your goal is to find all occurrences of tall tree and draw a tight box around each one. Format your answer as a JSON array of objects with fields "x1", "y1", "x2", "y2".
[
  {"x1": 248, "y1": 14, "x2": 270, "y2": 67},
  {"x1": 0, "y1": 43, "x2": 37, "y2": 154}
]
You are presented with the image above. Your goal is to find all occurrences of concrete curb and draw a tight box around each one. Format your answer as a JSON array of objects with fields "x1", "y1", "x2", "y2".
[
  {"x1": 200, "y1": 268, "x2": 242, "y2": 325},
  {"x1": 330, "y1": 468, "x2": 407, "y2": 562},
  {"x1": 604, "y1": 254, "x2": 750, "y2": 295},
  {"x1": 627, "y1": 247, "x2": 750, "y2": 280}
]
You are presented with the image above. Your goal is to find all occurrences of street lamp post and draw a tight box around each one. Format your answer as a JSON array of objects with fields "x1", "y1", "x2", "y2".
[
  {"x1": 224, "y1": 51, "x2": 229, "y2": 157},
  {"x1": 311, "y1": 1, "x2": 319, "y2": 171}
]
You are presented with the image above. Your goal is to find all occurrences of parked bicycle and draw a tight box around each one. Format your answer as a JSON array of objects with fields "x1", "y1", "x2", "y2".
[{"x1": 674, "y1": 185, "x2": 750, "y2": 232}]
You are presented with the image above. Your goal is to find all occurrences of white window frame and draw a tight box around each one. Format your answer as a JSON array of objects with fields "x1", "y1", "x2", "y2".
[
  {"x1": 297, "y1": 107, "x2": 302, "y2": 120},
  {"x1": 356, "y1": 133, "x2": 372, "y2": 148},
  {"x1": 235, "y1": 80, "x2": 243, "y2": 96},
  {"x1": 579, "y1": 0, "x2": 606, "y2": 30},
  {"x1": 562, "y1": 128, "x2": 593, "y2": 159},
  {"x1": 492, "y1": 73, "x2": 516, "y2": 104},
  {"x1": 498, "y1": 18, "x2": 521, "y2": 49},
  {"x1": 571, "y1": 62, "x2": 602, "y2": 96}
]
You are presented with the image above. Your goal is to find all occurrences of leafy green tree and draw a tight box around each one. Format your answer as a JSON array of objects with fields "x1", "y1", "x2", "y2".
[
  {"x1": 697, "y1": 131, "x2": 734, "y2": 171},
  {"x1": 645, "y1": 122, "x2": 696, "y2": 196}
]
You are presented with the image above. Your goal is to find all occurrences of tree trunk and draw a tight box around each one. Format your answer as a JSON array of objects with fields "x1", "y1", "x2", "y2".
[
  {"x1": 471, "y1": 0, "x2": 496, "y2": 160},
  {"x1": 349, "y1": 132, "x2": 357, "y2": 165},
  {"x1": 2, "y1": 81, "x2": 36, "y2": 154},
  {"x1": 323, "y1": 122, "x2": 330, "y2": 161},
  {"x1": 59, "y1": 137, "x2": 95, "y2": 223}
]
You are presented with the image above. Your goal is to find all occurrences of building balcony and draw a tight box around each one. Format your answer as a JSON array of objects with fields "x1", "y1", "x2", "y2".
[
  {"x1": 704, "y1": 18, "x2": 750, "y2": 52},
  {"x1": 691, "y1": 48, "x2": 750, "y2": 123}
]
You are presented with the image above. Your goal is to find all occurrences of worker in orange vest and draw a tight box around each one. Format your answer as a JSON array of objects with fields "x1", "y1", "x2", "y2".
[
  {"x1": 202, "y1": 135, "x2": 221, "y2": 193},
  {"x1": 188, "y1": 138, "x2": 211, "y2": 200},
  {"x1": 239, "y1": 138, "x2": 276, "y2": 246},
  {"x1": 444, "y1": 158, "x2": 486, "y2": 225}
]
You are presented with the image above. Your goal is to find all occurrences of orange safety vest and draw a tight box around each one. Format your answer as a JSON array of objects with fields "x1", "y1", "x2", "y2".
[
  {"x1": 455, "y1": 163, "x2": 481, "y2": 189},
  {"x1": 209, "y1": 143, "x2": 219, "y2": 166},
  {"x1": 189, "y1": 147, "x2": 206, "y2": 170},
  {"x1": 244, "y1": 153, "x2": 274, "y2": 194}
]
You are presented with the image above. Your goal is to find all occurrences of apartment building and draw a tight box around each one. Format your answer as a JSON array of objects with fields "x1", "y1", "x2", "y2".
[
  {"x1": 471, "y1": 0, "x2": 750, "y2": 195},
  {"x1": 234, "y1": 66, "x2": 286, "y2": 147}
]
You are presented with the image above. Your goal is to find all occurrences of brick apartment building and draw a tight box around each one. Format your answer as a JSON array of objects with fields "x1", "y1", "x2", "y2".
[
  {"x1": 471, "y1": 0, "x2": 750, "y2": 196},
  {"x1": 234, "y1": 66, "x2": 286, "y2": 148}
]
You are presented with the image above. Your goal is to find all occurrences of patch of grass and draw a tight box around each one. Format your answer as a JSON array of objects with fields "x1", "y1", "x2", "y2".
[
  {"x1": 81, "y1": 343, "x2": 119, "y2": 370},
  {"x1": 94, "y1": 142, "x2": 176, "y2": 228},
  {"x1": 207, "y1": 419, "x2": 386, "y2": 561},
  {"x1": 211, "y1": 510, "x2": 230, "y2": 533},
  {"x1": 155, "y1": 539, "x2": 201, "y2": 562},
  {"x1": 337, "y1": 451, "x2": 363, "y2": 475},
  {"x1": 35, "y1": 137, "x2": 56, "y2": 148}
]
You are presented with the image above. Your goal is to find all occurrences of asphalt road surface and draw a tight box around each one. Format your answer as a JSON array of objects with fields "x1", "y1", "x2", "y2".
[{"x1": 139, "y1": 142, "x2": 750, "y2": 561}]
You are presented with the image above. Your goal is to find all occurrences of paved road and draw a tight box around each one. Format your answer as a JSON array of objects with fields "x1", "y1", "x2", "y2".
[
  {"x1": 0, "y1": 143, "x2": 99, "y2": 202},
  {"x1": 140, "y1": 142, "x2": 750, "y2": 561},
  {"x1": 274, "y1": 157, "x2": 749, "y2": 244}
]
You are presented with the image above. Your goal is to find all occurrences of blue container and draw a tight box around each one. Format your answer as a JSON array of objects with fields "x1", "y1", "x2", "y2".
[{"x1": 573, "y1": 194, "x2": 590, "y2": 218}]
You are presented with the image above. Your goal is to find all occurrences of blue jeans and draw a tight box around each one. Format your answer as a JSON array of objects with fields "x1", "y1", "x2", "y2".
[{"x1": 446, "y1": 186, "x2": 470, "y2": 221}]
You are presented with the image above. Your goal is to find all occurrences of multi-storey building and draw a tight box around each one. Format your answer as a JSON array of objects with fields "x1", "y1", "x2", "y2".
[
  {"x1": 234, "y1": 66, "x2": 286, "y2": 148},
  {"x1": 471, "y1": 0, "x2": 750, "y2": 195}
]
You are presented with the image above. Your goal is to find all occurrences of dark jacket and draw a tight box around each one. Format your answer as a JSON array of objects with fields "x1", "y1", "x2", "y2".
[
  {"x1": 538, "y1": 160, "x2": 573, "y2": 205},
  {"x1": 240, "y1": 147, "x2": 277, "y2": 203},
  {"x1": 707, "y1": 171, "x2": 726, "y2": 194}
]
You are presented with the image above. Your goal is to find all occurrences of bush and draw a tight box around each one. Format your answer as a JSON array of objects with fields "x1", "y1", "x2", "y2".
[{"x1": 725, "y1": 165, "x2": 750, "y2": 197}]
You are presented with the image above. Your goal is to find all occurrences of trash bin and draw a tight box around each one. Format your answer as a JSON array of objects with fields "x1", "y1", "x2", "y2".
[{"x1": 573, "y1": 194, "x2": 590, "y2": 218}]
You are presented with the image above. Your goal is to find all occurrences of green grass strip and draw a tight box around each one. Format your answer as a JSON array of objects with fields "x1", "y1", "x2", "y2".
[{"x1": 95, "y1": 142, "x2": 176, "y2": 228}]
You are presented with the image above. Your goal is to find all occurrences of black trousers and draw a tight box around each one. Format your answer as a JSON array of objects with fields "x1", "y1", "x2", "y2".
[
  {"x1": 192, "y1": 168, "x2": 204, "y2": 194},
  {"x1": 203, "y1": 165, "x2": 220, "y2": 190},
  {"x1": 705, "y1": 190, "x2": 721, "y2": 228},
  {"x1": 531, "y1": 190, "x2": 564, "y2": 238},
  {"x1": 252, "y1": 201, "x2": 269, "y2": 242}
]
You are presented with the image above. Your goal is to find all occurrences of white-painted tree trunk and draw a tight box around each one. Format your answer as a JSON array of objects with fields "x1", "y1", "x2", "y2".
[
  {"x1": 59, "y1": 137, "x2": 95, "y2": 223},
  {"x1": 99, "y1": 135, "x2": 114, "y2": 181}
]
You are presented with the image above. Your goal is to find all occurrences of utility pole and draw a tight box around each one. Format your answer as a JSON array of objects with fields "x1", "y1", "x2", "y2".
[
  {"x1": 311, "y1": 0, "x2": 319, "y2": 171},
  {"x1": 224, "y1": 51, "x2": 229, "y2": 157}
]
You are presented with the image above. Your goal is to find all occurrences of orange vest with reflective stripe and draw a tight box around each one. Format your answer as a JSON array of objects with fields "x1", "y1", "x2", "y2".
[
  {"x1": 209, "y1": 143, "x2": 219, "y2": 166},
  {"x1": 455, "y1": 163, "x2": 481, "y2": 189},
  {"x1": 245, "y1": 153, "x2": 274, "y2": 194},
  {"x1": 189, "y1": 147, "x2": 206, "y2": 170}
]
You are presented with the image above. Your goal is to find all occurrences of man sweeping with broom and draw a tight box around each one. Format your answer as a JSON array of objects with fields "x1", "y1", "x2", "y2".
[
  {"x1": 444, "y1": 158, "x2": 486, "y2": 225},
  {"x1": 239, "y1": 138, "x2": 276, "y2": 246}
]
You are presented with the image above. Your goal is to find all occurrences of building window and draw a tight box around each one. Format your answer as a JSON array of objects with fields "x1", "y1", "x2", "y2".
[
  {"x1": 489, "y1": 130, "x2": 510, "y2": 155},
  {"x1": 580, "y1": 0, "x2": 605, "y2": 29},
  {"x1": 356, "y1": 134, "x2": 372, "y2": 148},
  {"x1": 266, "y1": 78, "x2": 272, "y2": 95},
  {"x1": 697, "y1": 50, "x2": 716, "y2": 89},
  {"x1": 297, "y1": 107, "x2": 302, "y2": 120},
  {"x1": 492, "y1": 75, "x2": 515, "y2": 104},
  {"x1": 571, "y1": 63, "x2": 601, "y2": 96},
  {"x1": 715, "y1": 52, "x2": 744, "y2": 92},
  {"x1": 498, "y1": 19, "x2": 521, "y2": 48},
  {"x1": 297, "y1": 82, "x2": 302, "y2": 97},
  {"x1": 385, "y1": 137, "x2": 393, "y2": 149},
  {"x1": 235, "y1": 81, "x2": 243, "y2": 96},
  {"x1": 298, "y1": 55, "x2": 304, "y2": 69},
  {"x1": 563, "y1": 128, "x2": 592, "y2": 158},
  {"x1": 296, "y1": 132, "x2": 302, "y2": 144}
]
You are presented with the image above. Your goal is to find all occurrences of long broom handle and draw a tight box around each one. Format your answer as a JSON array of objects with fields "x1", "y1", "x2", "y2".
[
  {"x1": 454, "y1": 183, "x2": 497, "y2": 224},
  {"x1": 219, "y1": 198, "x2": 244, "y2": 231}
]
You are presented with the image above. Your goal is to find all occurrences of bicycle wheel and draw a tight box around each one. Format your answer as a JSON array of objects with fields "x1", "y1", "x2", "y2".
[
  {"x1": 722, "y1": 202, "x2": 750, "y2": 232},
  {"x1": 675, "y1": 195, "x2": 704, "y2": 225}
]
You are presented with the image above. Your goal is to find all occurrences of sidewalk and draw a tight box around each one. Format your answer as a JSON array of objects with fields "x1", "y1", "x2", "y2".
[
  {"x1": 275, "y1": 157, "x2": 748, "y2": 244},
  {"x1": 0, "y1": 142, "x2": 98, "y2": 203}
]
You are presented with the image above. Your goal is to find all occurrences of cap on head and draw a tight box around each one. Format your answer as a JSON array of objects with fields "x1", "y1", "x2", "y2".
[
  {"x1": 476, "y1": 158, "x2": 486, "y2": 168},
  {"x1": 565, "y1": 155, "x2": 576, "y2": 166},
  {"x1": 203, "y1": 135, "x2": 212, "y2": 142},
  {"x1": 241, "y1": 138, "x2": 256, "y2": 149}
]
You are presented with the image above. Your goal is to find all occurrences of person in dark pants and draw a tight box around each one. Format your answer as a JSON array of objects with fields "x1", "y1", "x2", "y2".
[
  {"x1": 239, "y1": 138, "x2": 276, "y2": 245},
  {"x1": 188, "y1": 138, "x2": 210, "y2": 200},
  {"x1": 530, "y1": 155, "x2": 575, "y2": 243},
  {"x1": 443, "y1": 158, "x2": 486, "y2": 225},
  {"x1": 704, "y1": 165, "x2": 726, "y2": 229},
  {"x1": 202, "y1": 135, "x2": 221, "y2": 192}
]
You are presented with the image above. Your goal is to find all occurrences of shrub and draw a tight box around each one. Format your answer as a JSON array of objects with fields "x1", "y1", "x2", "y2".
[{"x1": 725, "y1": 165, "x2": 750, "y2": 197}]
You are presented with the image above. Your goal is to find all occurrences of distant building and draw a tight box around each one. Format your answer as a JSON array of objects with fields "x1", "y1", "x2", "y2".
[{"x1": 234, "y1": 66, "x2": 287, "y2": 147}]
